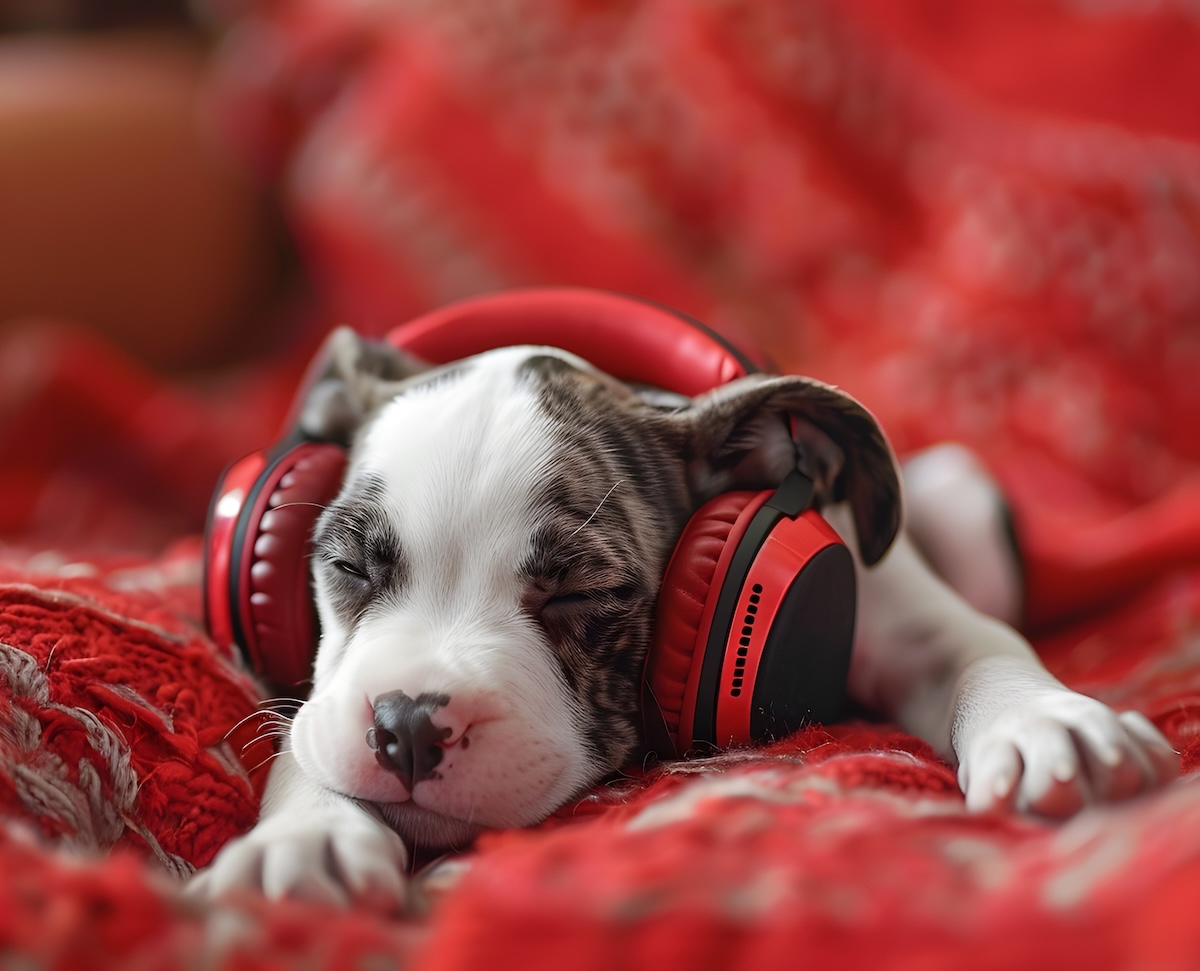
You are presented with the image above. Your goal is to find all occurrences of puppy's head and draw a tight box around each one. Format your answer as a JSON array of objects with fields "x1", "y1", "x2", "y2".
[{"x1": 288, "y1": 327, "x2": 901, "y2": 849}]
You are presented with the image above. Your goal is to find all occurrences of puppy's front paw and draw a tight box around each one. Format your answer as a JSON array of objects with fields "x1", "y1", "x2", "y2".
[
  {"x1": 959, "y1": 688, "x2": 1179, "y2": 817},
  {"x1": 188, "y1": 811, "x2": 412, "y2": 913}
]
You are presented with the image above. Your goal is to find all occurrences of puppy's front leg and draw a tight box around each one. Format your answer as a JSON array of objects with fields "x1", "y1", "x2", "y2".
[
  {"x1": 189, "y1": 742, "x2": 411, "y2": 912},
  {"x1": 828, "y1": 507, "x2": 1178, "y2": 816}
]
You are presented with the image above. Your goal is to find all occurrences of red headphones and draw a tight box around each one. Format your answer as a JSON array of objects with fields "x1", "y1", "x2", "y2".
[{"x1": 204, "y1": 288, "x2": 856, "y2": 760}]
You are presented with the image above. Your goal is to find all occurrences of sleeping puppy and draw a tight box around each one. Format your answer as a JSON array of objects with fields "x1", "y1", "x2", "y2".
[{"x1": 190, "y1": 328, "x2": 1178, "y2": 910}]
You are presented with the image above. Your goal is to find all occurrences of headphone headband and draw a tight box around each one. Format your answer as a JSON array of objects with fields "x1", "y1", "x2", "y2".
[{"x1": 384, "y1": 288, "x2": 758, "y2": 395}]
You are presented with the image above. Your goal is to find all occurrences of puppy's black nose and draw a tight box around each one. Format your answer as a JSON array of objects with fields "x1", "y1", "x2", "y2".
[{"x1": 368, "y1": 691, "x2": 452, "y2": 791}]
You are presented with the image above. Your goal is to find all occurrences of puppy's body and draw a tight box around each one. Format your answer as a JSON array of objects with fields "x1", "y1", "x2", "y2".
[{"x1": 192, "y1": 333, "x2": 1178, "y2": 909}]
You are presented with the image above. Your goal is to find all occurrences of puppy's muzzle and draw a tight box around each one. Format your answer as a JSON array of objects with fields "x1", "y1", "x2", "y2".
[{"x1": 367, "y1": 690, "x2": 452, "y2": 791}]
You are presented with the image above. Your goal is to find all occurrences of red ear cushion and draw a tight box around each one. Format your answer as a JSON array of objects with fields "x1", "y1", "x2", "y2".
[
  {"x1": 646, "y1": 490, "x2": 771, "y2": 751},
  {"x1": 240, "y1": 443, "x2": 347, "y2": 687}
]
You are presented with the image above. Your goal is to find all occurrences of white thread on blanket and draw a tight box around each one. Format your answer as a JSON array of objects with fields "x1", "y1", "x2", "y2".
[{"x1": 0, "y1": 640, "x2": 188, "y2": 872}]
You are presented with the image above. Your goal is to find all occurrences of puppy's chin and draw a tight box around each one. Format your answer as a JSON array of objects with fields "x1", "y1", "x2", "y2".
[{"x1": 373, "y1": 802, "x2": 484, "y2": 852}]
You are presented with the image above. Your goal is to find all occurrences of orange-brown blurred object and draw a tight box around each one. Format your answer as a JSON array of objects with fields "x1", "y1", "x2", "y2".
[{"x1": 0, "y1": 30, "x2": 287, "y2": 371}]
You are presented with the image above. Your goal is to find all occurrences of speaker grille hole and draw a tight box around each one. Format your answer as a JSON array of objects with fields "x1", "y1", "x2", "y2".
[{"x1": 730, "y1": 583, "x2": 765, "y2": 697}]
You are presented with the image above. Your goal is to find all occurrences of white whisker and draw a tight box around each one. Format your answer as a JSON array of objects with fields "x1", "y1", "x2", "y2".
[
  {"x1": 248, "y1": 750, "x2": 289, "y2": 773},
  {"x1": 570, "y1": 479, "x2": 624, "y2": 537},
  {"x1": 259, "y1": 696, "x2": 308, "y2": 708},
  {"x1": 240, "y1": 731, "x2": 290, "y2": 754},
  {"x1": 223, "y1": 708, "x2": 289, "y2": 741}
]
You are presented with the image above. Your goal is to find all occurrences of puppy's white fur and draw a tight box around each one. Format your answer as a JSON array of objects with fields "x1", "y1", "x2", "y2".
[{"x1": 191, "y1": 340, "x2": 1178, "y2": 912}]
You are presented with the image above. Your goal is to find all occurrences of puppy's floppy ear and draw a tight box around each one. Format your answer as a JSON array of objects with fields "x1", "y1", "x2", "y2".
[
  {"x1": 670, "y1": 374, "x2": 902, "y2": 566},
  {"x1": 297, "y1": 326, "x2": 430, "y2": 445}
]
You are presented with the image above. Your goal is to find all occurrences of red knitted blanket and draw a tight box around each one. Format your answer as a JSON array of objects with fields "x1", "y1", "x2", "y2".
[{"x1": 3, "y1": 1, "x2": 1200, "y2": 968}]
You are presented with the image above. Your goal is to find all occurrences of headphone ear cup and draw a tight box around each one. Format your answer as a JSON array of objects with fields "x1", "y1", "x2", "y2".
[
  {"x1": 236, "y1": 442, "x2": 347, "y2": 688},
  {"x1": 643, "y1": 490, "x2": 770, "y2": 759}
]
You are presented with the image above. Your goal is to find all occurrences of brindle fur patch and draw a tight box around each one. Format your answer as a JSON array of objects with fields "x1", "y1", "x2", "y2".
[{"x1": 516, "y1": 355, "x2": 696, "y2": 770}]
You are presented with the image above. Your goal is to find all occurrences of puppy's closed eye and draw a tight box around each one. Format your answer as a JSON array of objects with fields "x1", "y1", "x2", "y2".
[
  {"x1": 537, "y1": 584, "x2": 643, "y2": 619},
  {"x1": 543, "y1": 591, "x2": 593, "y2": 610},
  {"x1": 331, "y1": 559, "x2": 371, "y2": 583},
  {"x1": 552, "y1": 585, "x2": 638, "y2": 604},
  {"x1": 315, "y1": 553, "x2": 377, "y2": 622}
]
